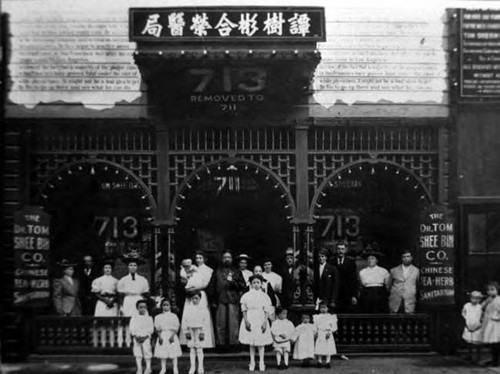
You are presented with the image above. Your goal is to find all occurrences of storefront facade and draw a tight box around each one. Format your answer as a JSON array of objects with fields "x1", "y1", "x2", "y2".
[{"x1": 0, "y1": 0, "x2": 468, "y2": 359}]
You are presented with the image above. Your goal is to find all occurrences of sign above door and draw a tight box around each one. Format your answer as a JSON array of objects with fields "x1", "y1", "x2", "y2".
[{"x1": 129, "y1": 7, "x2": 325, "y2": 43}]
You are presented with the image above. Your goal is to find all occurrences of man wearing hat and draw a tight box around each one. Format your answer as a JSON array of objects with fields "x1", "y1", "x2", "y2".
[
  {"x1": 388, "y1": 250, "x2": 420, "y2": 314},
  {"x1": 237, "y1": 254, "x2": 253, "y2": 287},
  {"x1": 117, "y1": 250, "x2": 150, "y2": 317},
  {"x1": 315, "y1": 248, "x2": 339, "y2": 310},
  {"x1": 52, "y1": 259, "x2": 82, "y2": 316},
  {"x1": 281, "y1": 248, "x2": 299, "y2": 309},
  {"x1": 358, "y1": 249, "x2": 390, "y2": 313}
]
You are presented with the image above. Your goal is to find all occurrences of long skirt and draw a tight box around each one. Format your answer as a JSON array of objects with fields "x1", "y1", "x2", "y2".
[{"x1": 359, "y1": 287, "x2": 388, "y2": 313}]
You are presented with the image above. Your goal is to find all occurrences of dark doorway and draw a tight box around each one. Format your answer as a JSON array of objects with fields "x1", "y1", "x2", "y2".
[
  {"x1": 174, "y1": 161, "x2": 293, "y2": 274},
  {"x1": 313, "y1": 162, "x2": 430, "y2": 270}
]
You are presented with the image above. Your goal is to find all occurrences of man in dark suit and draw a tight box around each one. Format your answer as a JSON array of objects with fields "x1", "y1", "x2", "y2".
[
  {"x1": 79, "y1": 254, "x2": 98, "y2": 315},
  {"x1": 333, "y1": 242, "x2": 359, "y2": 313},
  {"x1": 281, "y1": 247, "x2": 298, "y2": 308},
  {"x1": 316, "y1": 248, "x2": 339, "y2": 310}
]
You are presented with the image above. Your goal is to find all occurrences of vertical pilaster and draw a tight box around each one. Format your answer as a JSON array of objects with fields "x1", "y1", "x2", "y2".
[
  {"x1": 294, "y1": 125, "x2": 310, "y2": 222},
  {"x1": 156, "y1": 125, "x2": 170, "y2": 222}
]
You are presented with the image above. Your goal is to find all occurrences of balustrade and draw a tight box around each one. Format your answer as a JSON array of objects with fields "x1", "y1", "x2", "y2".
[{"x1": 30, "y1": 314, "x2": 431, "y2": 354}]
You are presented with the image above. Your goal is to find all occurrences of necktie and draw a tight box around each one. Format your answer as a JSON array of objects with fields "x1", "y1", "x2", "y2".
[{"x1": 131, "y1": 274, "x2": 136, "y2": 281}]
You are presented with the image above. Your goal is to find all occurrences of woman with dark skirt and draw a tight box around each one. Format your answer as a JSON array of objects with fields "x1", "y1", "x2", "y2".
[{"x1": 358, "y1": 251, "x2": 390, "y2": 313}]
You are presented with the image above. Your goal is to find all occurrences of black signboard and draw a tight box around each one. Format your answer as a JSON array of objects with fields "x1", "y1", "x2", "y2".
[
  {"x1": 418, "y1": 205, "x2": 455, "y2": 306},
  {"x1": 460, "y1": 9, "x2": 500, "y2": 99},
  {"x1": 130, "y1": 7, "x2": 325, "y2": 42},
  {"x1": 13, "y1": 206, "x2": 51, "y2": 307}
]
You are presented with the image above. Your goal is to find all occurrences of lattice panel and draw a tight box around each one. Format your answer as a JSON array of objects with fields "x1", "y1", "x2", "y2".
[
  {"x1": 308, "y1": 126, "x2": 440, "y2": 200},
  {"x1": 168, "y1": 153, "x2": 296, "y2": 203},
  {"x1": 33, "y1": 154, "x2": 158, "y2": 199},
  {"x1": 30, "y1": 127, "x2": 157, "y2": 199},
  {"x1": 309, "y1": 126, "x2": 438, "y2": 153},
  {"x1": 169, "y1": 127, "x2": 295, "y2": 152}
]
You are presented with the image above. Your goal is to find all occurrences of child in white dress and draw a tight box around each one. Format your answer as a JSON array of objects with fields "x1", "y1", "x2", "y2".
[
  {"x1": 182, "y1": 292, "x2": 207, "y2": 374},
  {"x1": 481, "y1": 281, "x2": 500, "y2": 367},
  {"x1": 129, "y1": 299, "x2": 154, "y2": 374},
  {"x1": 271, "y1": 307, "x2": 296, "y2": 369},
  {"x1": 293, "y1": 314, "x2": 316, "y2": 367},
  {"x1": 239, "y1": 274, "x2": 273, "y2": 372},
  {"x1": 154, "y1": 299, "x2": 182, "y2": 374},
  {"x1": 313, "y1": 302, "x2": 338, "y2": 368},
  {"x1": 462, "y1": 290, "x2": 483, "y2": 362}
]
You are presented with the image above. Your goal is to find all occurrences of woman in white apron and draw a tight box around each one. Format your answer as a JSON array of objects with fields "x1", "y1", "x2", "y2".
[{"x1": 180, "y1": 251, "x2": 215, "y2": 348}]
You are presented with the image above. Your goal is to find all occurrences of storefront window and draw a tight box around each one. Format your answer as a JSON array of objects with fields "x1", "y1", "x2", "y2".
[{"x1": 468, "y1": 212, "x2": 500, "y2": 254}]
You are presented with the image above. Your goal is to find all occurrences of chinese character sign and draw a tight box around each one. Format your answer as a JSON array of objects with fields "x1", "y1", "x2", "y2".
[{"x1": 130, "y1": 8, "x2": 325, "y2": 42}]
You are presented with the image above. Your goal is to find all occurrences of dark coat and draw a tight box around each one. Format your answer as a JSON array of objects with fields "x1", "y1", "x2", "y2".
[
  {"x1": 208, "y1": 266, "x2": 246, "y2": 305},
  {"x1": 281, "y1": 266, "x2": 297, "y2": 308},
  {"x1": 78, "y1": 267, "x2": 99, "y2": 315},
  {"x1": 316, "y1": 263, "x2": 339, "y2": 306},
  {"x1": 333, "y1": 256, "x2": 360, "y2": 306}
]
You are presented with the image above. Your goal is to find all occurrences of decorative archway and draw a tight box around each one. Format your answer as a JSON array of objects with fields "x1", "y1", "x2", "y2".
[
  {"x1": 164, "y1": 158, "x2": 296, "y2": 308},
  {"x1": 169, "y1": 157, "x2": 296, "y2": 221},
  {"x1": 38, "y1": 159, "x2": 157, "y2": 286},
  {"x1": 309, "y1": 159, "x2": 433, "y2": 269}
]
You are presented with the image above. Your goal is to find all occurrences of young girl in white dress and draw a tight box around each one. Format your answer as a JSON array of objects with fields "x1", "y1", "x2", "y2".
[
  {"x1": 154, "y1": 299, "x2": 182, "y2": 374},
  {"x1": 182, "y1": 292, "x2": 208, "y2": 374},
  {"x1": 313, "y1": 301, "x2": 338, "y2": 368},
  {"x1": 481, "y1": 281, "x2": 500, "y2": 367},
  {"x1": 293, "y1": 314, "x2": 316, "y2": 367},
  {"x1": 271, "y1": 307, "x2": 296, "y2": 369},
  {"x1": 239, "y1": 274, "x2": 273, "y2": 372},
  {"x1": 461, "y1": 290, "x2": 483, "y2": 362}
]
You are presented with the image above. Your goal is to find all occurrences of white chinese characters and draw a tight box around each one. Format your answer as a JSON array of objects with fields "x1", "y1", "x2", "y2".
[
  {"x1": 141, "y1": 14, "x2": 163, "y2": 38},
  {"x1": 140, "y1": 11, "x2": 313, "y2": 38}
]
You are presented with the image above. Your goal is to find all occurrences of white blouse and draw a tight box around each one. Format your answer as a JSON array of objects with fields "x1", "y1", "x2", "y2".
[
  {"x1": 91, "y1": 275, "x2": 118, "y2": 294},
  {"x1": 359, "y1": 265, "x2": 389, "y2": 287}
]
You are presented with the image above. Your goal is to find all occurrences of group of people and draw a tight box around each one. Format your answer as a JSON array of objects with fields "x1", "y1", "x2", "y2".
[
  {"x1": 52, "y1": 251, "x2": 150, "y2": 318},
  {"x1": 461, "y1": 281, "x2": 500, "y2": 367},
  {"x1": 129, "y1": 275, "x2": 340, "y2": 374}
]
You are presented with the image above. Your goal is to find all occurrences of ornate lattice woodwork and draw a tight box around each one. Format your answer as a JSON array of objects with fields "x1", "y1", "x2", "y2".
[{"x1": 308, "y1": 126, "x2": 440, "y2": 202}]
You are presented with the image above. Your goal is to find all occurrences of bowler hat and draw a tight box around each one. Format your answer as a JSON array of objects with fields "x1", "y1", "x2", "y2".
[{"x1": 56, "y1": 259, "x2": 77, "y2": 268}]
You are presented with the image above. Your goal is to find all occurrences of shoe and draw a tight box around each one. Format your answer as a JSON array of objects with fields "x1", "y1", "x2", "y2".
[
  {"x1": 249, "y1": 362, "x2": 255, "y2": 372},
  {"x1": 284, "y1": 364, "x2": 289, "y2": 370},
  {"x1": 340, "y1": 355, "x2": 349, "y2": 361},
  {"x1": 277, "y1": 363, "x2": 284, "y2": 370},
  {"x1": 324, "y1": 363, "x2": 331, "y2": 368},
  {"x1": 259, "y1": 363, "x2": 266, "y2": 372},
  {"x1": 199, "y1": 369, "x2": 205, "y2": 374},
  {"x1": 136, "y1": 370, "x2": 142, "y2": 374},
  {"x1": 316, "y1": 362, "x2": 323, "y2": 368},
  {"x1": 159, "y1": 370, "x2": 166, "y2": 374},
  {"x1": 144, "y1": 369, "x2": 152, "y2": 374},
  {"x1": 189, "y1": 367, "x2": 196, "y2": 374},
  {"x1": 302, "y1": 360, "x2": 310, "y2": 368}
]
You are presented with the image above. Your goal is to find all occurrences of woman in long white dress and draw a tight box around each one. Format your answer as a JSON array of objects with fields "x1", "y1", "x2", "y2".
[
  {"x1": 180, "y1": 251, "x2": 215, "y2": 348},
  {"x1": 239, "y1": 274, "x2": 273, "y2": 372}
]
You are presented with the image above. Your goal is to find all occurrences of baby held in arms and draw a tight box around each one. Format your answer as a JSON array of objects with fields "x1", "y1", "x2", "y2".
[{"x1": 180, "y1": 259, "x2": 203, "y2": 292}]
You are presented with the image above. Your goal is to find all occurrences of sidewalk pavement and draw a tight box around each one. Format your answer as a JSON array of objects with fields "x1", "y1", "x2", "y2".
[{"x1": 1, "y1": 355, "x2": 500, "y2": 374}]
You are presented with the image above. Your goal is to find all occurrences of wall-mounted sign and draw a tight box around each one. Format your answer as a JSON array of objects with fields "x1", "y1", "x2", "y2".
[
  {"x1": 13, "y1": 206, "x2": 51, "y2": 307},
  {"x1": 130, "y1": 7, "x2": 325, "y2": 42},
  {"x1": 418, "y1": 205, "x2": 455, "y2": 306},
  {"x1": 460, "y1": 9, "x2": 500, "y2": 99}
]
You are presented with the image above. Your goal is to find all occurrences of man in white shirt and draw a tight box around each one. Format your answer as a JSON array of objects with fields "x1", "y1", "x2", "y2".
[
  {"x1": 359, "y1": 251, "x2": 389, "y2": 313},
  {"x1": 262, "y1": 258, "x2": 283, "y2": 294},
  {"x1": 388, "y1": 250, "x2": 420, "y2": 314}
]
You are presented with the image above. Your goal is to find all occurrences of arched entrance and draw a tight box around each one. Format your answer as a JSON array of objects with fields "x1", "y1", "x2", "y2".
[
  {"x1": 172, "y1": 158, "x2": 294, "y2": 278},
  {"x1": 311, "y1": 160, "x2": 432, "y2": 270},
  {"x1": 38, "y1": 160, "x2": 156, "y2": 280}
]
